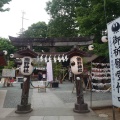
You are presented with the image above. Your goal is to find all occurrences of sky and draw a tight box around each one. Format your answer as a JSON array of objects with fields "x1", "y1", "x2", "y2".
[{"x1": 0, "y1": 0, "x2": 50, "y2": 38}]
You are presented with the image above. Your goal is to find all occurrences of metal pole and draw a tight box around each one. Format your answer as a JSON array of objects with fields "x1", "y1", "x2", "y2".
[
  {"x1": 90, "y1": 75, "x2": 92, "y2": 108},
  {"x1": 112, "y1": 105, "x2": 116, "y2": 120},
  {"x1": 103, "y1": 0, "x2": 107, "y2": 24},
  {"x1": 90, "y1": 62, "x2": 92, "y2": 108},
  {"x1": 21, "y1": 11, "x2": 28, "y2": 35},
  {"x1": 21, "y1": 11, "x2": 25, "y2": 34}
]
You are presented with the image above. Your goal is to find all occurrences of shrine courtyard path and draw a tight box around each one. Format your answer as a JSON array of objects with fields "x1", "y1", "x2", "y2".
[{"x1": 0, "y1": 81, "x2": 111, "y2": 120}]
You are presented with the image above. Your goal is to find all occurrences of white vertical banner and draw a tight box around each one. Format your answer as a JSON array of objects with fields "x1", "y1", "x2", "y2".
[
  {"x1": 47, "y1": 61, "x2": 53, "y2": 82},
  {"x1": 107, "y1": 17, "x2": 120, "y2": 107}
]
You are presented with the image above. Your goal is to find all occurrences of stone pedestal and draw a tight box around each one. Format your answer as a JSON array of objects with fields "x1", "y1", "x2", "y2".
[
  {"x1": 15, "y1": 104, "x2": 32, "y2": 114},
  {"x1": 73, "y1": 103, "x2": 90, "y2": 113}
]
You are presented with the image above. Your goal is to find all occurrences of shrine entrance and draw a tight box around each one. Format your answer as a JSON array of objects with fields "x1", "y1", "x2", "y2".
[
  {"x1": 9, "y1": 36, "x2": 93, "y2": 87},
  {"x1": 9, "y1": 36, "x2": 93, "y2": 114}
]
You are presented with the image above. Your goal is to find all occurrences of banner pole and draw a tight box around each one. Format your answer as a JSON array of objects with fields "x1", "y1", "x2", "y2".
[{"x1": 112, "y1": 105, "x2": 116, "y2": 120}]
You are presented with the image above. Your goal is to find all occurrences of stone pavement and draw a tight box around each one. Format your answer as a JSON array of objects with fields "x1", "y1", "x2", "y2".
[{"x1": 0, "y1": 81, "x2": 112, "y2": 120}]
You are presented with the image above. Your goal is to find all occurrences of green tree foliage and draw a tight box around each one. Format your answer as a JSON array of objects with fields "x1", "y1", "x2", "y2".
[
  {"x1": 0, "y1": 37, "x2": 16, "y2": 68},
  {"x1": 76, "y1": 0, "x2": 120, "y2": 57},
  {"x1": 53, "y1": 62, "x2": 63, "y2": 81},
  {"x1": 45, "y1": 0, "x2": 81, "y2": 52},
  {"x1": 0, "y1": 37, "x2": 16, "y2": 55},
  {"x1": 20, "y1": 0, "x2": 120, "y2": 58},
  {"x1": 93, "y1": 42, "x2": 109, "y2": 57},
  {"x1": 56, "y1": 46, "x2": 72, "y2": 52},
  {"x1": 21, "y1": 22, "x2": 48, "y2": 38},
  {"x1": 21, "y1": 22, "x2": 49, "y2": 52},
  {"x1": 76, "y1": 0, "x2": 120, "y2": 39},
  {"x1": 4, "y1": 61, "x2": 14, "y2": 69},
  {"x1": 0, "y1": 0, "x2": 11, "y2": 12},
  {"x1": 46, "y1": 0, "x2": 80, "y2": 37}
]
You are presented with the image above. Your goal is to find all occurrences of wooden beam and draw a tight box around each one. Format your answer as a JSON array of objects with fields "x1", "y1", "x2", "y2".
[{"x1": 9, "y1": 36, "x2": 93, "y2": 47}]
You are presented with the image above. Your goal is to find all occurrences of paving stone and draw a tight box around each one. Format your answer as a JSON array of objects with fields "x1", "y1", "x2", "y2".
[
  {"x1": 0, "y1": 81, "x2": 111, "y2": 120},
  {"x1": 0, "y1": 90, "x2": 7, "y2": 108},
  {"x1": 29, "y1": 116, "x2": 44, "y2": 120},
  {"x1": 0, "y1": 83, "x2": 33, "y2": 108}
]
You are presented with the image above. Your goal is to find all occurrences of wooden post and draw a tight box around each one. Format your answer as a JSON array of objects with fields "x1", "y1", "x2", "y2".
[
  {"x1": 15, "y1": 76, "x2": 32, "y2": 114},
  {"x1": 73, "y1": 75, "x2": 90, "y2": 113}
]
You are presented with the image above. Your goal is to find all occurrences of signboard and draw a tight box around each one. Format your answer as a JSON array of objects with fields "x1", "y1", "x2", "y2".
[
  {"x1": 107, "y1": 17, "x2": 120, "y2": 107},
  {"x1": 2, "y1": 69, "x2": 15, "y2": 77}
]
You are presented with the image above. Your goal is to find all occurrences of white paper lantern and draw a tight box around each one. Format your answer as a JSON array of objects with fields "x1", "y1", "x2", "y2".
[
  {"x1": 3, "y1": 50, "x2": 7, "y2": 55},
  {"x1": 101, "y1": 36, "x2": 108, "y2": 42},
  {"x1": 88, "y1": 45, "x2": 94, "y2": 50},
  {"x1": 10, "y1": 54, "x2": 14, "y2": 58},
  {"x1": 20, "y1": 57, "x2": 34, "y2": 76},
  {"x1": 70, "y1": 56, "x2": 83, "y2": 75}
]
